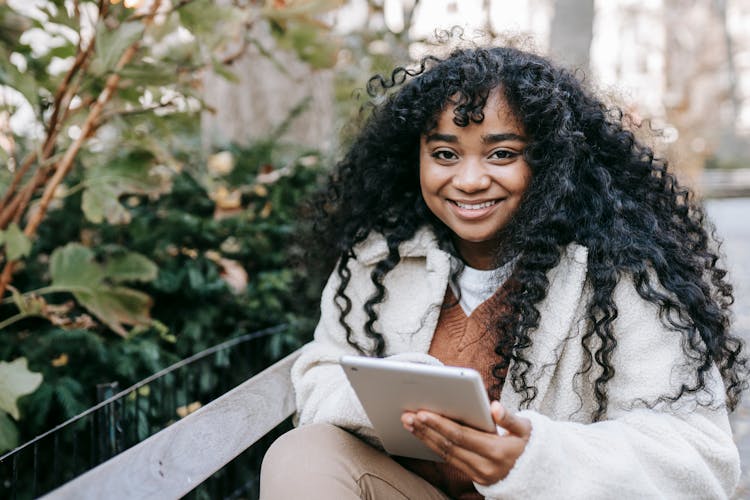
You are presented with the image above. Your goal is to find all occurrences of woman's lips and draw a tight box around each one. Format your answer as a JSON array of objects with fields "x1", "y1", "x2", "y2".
[{"x1": 448, "y1": 199, "x2": 502, "y2": 219}]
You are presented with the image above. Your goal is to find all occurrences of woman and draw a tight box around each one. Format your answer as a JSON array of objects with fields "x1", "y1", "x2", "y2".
[{"x1": 260, "y1": 45, "x2": 746, "y2": 499}]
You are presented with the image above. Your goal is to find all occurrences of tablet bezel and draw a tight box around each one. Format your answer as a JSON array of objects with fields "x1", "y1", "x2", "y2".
[{"x1": 340, "y1": 355, "x2": 496, "y2": 462}]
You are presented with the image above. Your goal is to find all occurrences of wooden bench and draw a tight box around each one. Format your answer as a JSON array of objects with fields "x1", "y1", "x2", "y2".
[{"x1": 42, "y1": 349, "x2": 302, "y2": 499}]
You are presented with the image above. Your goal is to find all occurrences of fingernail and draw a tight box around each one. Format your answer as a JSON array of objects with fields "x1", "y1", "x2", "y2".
[
  {"x1": 404, "y1": 415, "x2": 414, "y2": 426},
  {"x1": 418, "y1": 413, "x2": 428, "y2": 423}
]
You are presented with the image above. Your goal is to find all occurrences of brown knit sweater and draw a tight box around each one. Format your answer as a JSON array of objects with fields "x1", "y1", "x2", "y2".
[{"x1": 398, "y1": 286, "x2": 507, "y2": 500}]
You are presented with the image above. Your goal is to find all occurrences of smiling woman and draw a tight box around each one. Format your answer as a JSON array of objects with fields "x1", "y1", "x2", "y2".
[
  {"x1": 419, "y1": 91, "x2": 531, "y2": 270},
  {"x1": 260, "y1": 45, "x2": 747, "y2": 499}
]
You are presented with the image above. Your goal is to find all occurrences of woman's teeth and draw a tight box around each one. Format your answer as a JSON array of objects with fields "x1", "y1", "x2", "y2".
[{"x1": 454, "y1": 200, "x2": 497, "y2": 210}]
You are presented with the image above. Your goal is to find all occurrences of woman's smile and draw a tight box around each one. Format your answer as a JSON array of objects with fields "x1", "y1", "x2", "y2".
[{"x1": 448, "y1": 198, "x2": 503, "y2": 219}]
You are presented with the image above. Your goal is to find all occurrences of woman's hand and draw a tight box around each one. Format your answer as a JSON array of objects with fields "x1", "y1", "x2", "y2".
[{"x1": 401, "y1": 401, "x2": 531, "y2": 486}]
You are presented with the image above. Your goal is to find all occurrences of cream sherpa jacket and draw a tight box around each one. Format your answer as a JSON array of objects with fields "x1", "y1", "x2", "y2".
[{"x1": 292, "y1": 227, "x2": 740, "y2": 499}]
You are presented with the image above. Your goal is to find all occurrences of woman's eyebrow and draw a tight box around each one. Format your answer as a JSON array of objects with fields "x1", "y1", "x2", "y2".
[
  {"x1": 424, "y1": 133, "x2": 457, "y2": 143},
  {"x1": 482, "y1": 133, "x2": 526, "y2": 144},
  {"x1": 424, "y1": 132, "x2": 527, "y2": 144}
]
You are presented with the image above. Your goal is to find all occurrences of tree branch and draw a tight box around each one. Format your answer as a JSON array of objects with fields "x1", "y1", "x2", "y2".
[
  {"x1": 99, "y1": 98, "x2": 180, "y2": 121},
  {"x1": 126, "y1": 0, "x2": 194, "y2": 23},
  {"x1": 0, "y1": 0, "x2": 162, "y2": 298},
  {"x1": 0, "y1": 151, "x2": 36, "y2": 217},
  {"x1": 0, "y1": 7, "x2": 96, "y2": 223}
]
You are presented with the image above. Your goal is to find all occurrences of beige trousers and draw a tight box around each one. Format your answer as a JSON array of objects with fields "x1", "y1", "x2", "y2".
[{"x1": 260, "y1": 423, "x2": 451, "y2": 500}]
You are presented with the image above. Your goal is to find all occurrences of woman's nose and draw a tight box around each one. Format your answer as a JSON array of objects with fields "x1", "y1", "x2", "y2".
[{"x1": 452, "y1": 160, "x2": 491, "y2": 192}]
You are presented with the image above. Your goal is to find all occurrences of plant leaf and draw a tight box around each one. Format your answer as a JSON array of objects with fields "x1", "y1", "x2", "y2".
[
  {"x1": 105, "y1": 252, "x2": 158, "y2": 283},
  {"x1": 90, "y1": 20, "x2": 144, "y2": 76},
  {"x1": 75, "y1": 287, "x2": 153, "y2": 337},
  {"x1": 177, "y1": 0, "x2": 233, "y2": 41},
  {"x1": 50, "y1": 243, "x2": 104, "y2": 288},
  {"x1": 40, "y1": 3, "x2": 79, "y2": 30},
  {"x1": 49, "y1": 244, "x2": 156, "y2": 336},
  {"x1": 4, "y1": 222, "x2": 31, "y2": 261},
  {"x1": 81, "y1": 154, "x2": 172, "y2": 224},
  {"x1": 0, "y1": 357, "x2": 43, "y2": 420},
  {"x1": 0, "y1": 46, "x2": 38, "y2": 106},
  {"x1": 119, "y1": 61, "x2": 176, "y2": 86},
  {"x1": 82, "y1": 184, "x2": 131, "y2": 224},
  {"x1": 0, "y1": 411, "x2": 19, "y2": 454},
  {"x1": 10, "y1": 286, "x2": 45, "y2": 316}
]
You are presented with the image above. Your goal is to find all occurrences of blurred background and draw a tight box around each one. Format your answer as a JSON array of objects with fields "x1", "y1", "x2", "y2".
[{"x1": 0, "y1": 0, "x2": 749, "y2": 498}]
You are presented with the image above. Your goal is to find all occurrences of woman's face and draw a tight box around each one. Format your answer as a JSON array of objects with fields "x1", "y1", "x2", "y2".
[{"x1": 419, "y1": 90, "x2": 531, "y2": 270}]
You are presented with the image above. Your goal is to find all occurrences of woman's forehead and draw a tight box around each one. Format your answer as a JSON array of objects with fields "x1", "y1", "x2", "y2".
[{"x1": 429, "y1": 90, "x2": 524, "y2": 133}]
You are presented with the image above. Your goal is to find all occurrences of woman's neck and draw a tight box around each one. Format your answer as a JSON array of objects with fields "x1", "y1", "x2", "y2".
[{"x1": 455, "y1": 238, "x2": 498, "y2": 270}]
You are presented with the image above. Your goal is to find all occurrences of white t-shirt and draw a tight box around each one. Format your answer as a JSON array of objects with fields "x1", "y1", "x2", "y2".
[{"x1": 449, "y1": 259, "x2": 515, "y2": 316}]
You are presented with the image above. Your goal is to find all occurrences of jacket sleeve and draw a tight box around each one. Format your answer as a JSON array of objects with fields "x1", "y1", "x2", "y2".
[
  {"x1": 291, "y1": 262, "x2": 441, "y2": 446},
  {"x1": 476, "y1": 278, "x2": 741, "y2": 500}
]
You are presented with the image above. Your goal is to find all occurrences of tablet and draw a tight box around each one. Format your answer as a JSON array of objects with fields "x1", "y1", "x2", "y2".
[{"x1": 340, "y1": 355, "x2": 495, "y2": 462}]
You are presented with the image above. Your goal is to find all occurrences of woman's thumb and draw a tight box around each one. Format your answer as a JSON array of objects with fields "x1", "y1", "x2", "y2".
[{"x1": 491, "y1": 401, "x2": 532, "y2": 438}]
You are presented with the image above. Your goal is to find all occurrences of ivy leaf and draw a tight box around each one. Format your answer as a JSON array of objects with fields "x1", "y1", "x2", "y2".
[
  {"x1": 0, "y1": 411, "x2": 20, "y2": 454},
  {"x1": 50, "y1": 243, "x2": 103, "y2": 288},
  {"x1": 90, "y1": 20, "x2": 144, "y2": 76},
  {"x1": 2, "y1": 222, "x2": 32, "y2": 261},
  {"x1": 49, "y1": 243, "x2": 157, "y2": 336},
  {"x1": 81, "y1": 154, "x2": 172, "y2": 225},
  {"x1": 82, "y1": 184, "x2": 131, "y2": 224},
  {"x1": 105, "y1": 252, "x2": 158, "y2": 283},
  {"x1": 0, "y1": 358, "x2": 43, "y2": 420},
  {"x1": 75, "y1": 287, "x2": 153, "y2": 337}
]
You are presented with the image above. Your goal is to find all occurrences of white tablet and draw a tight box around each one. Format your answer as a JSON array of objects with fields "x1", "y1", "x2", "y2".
[{"x1": 340, "y1": 355, "x2": 496, "y2": 462}]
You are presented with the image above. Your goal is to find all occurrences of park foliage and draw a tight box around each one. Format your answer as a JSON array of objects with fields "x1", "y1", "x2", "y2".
[{"x1": 0, "y1": 0, "x2": 347, "y2": 453}]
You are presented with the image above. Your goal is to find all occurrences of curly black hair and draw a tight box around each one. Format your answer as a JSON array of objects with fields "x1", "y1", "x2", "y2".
[{"x1": 308, "y1": 45, "x2": 748, "y2": 420}]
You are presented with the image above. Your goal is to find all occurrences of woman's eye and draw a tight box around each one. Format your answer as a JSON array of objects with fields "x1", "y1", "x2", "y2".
[
  {"x1": 490, "y1": 150, "x2": 518, "y2": 160},
  {"x1": 432, "y1": 150, "x2": 458, "y2": 161}
]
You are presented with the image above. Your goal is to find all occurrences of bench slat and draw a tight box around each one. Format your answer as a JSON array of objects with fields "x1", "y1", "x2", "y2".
[{"x1": 43, "y1": 349, "x2": 301, "y2": 499}]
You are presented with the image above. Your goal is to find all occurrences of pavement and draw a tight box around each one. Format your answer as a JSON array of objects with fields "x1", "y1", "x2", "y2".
[
  {"x1": 705, "y1": 198, "x2": 750, "y2": 499},
  {"x1": 702, "y1": 169, "x2": 750, "y2": 199}
]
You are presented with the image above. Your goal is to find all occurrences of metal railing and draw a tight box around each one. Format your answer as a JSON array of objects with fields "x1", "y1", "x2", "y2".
[{"x1": 0, "y1": 325, "x2": 296, "y2": 499}]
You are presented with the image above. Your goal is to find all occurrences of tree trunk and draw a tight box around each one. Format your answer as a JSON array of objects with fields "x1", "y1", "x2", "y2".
[
  {"x1": 201, "y1": 22, "x2": 335, "y2": 151},
  {"x1": 549, "y1": 0, "x2": 595, "y2": 72}
]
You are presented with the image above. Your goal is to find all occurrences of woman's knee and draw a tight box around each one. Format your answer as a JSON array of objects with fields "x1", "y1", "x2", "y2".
[
  {"x1": 260, "y1": 424, "x2": 364, "y2": 499},
  {"x1": 261, "y1": 423, "x2": 361, "y2": 479}
]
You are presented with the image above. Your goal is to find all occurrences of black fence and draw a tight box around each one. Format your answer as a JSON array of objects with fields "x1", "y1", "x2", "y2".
[{"x1": 0, "y1": 325, "x2": 296, "y2": 499}]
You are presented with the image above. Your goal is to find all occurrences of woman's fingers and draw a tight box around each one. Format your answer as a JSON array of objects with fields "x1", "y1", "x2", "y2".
[
  {"x1": 405, "y1": 412, "x2": 498, "y2": 481},
  {"x1": 491, "y1": 401, "x2": 531, "y2": 438},
  {"x1": 406, "y1": 410, "x2": 497, "y2": 456},
  {"x1": 402, "y1": 407, "x2": 531, "y2": 485}
]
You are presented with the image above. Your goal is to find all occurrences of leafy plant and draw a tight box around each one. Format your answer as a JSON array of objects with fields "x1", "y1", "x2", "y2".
[
  {"x1": 0, "y1": 357, "x2": 41, "y2": 452},
  {"x1": 0, "y1": 0, "x2": 342, "y2": 454},
  {"x1": 1, "y1": 137, "x2": 324, "y2": 455}
]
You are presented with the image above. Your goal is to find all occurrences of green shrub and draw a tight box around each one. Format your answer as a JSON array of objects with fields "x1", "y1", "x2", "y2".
[{"x1": 0, "y1": 140, "x2": 323, "y2": 450}]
